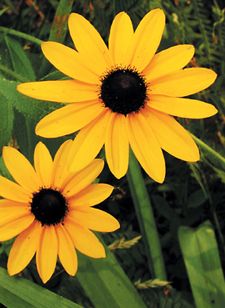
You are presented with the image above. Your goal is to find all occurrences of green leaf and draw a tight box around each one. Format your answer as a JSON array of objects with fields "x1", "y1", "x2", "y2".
[
  {"x1": 4, "y1": 36, "x2": 35, "y2": 80},
  {"x1": 77, "y1": 247, "x2": 146, "y2": 308},
  {"x1": 127, "y1": 150, "x2": 167, "y2": 280},
  {"x1": 0, "y1": 267, "x2": 80, "y2": 308},
  {"x1": 0, "y1": 78, "x2": 57, "y2": 119},
  {"x1": 178, "y1": 221, "x2": 225, "y2": 308},
  {"x1": 187, "y1": 189, "x2": 208, "y2": 208},
  {"x1": 0, "y1": 94, "x2": 14, "y2": 149}
]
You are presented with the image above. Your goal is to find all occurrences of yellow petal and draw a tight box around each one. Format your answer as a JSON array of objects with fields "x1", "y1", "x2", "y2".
[
  {"x1": 51, "y1": 140, "x2": 74, "y2": 189},
  {"x1": 149, "y1": 95, "x2": 218, "y2": 118},
  {"x1": 144, "y1": 45, "x2": 195, "y2": 81},
  {"x1": 69, "y1": 184, "x2": 113, "y2": 207},
  {"x1": 17, "y1": 80, "x2": 98, "y2": 103},
  {"x1": 126, "y1": 9, "x2": 165, "y2": 71},
  {"x1": 0, "y1": 215, "x2": 34, "y2": 241},
  {"x1": 0, "y1": 176, "x2": 30, "y2": 202},
  {"x1": 3, "y1": 146, "x2": 40, "y2": 193},
  {"x1": 34, "y1": 142, "x2": 53, "y2": 187},
  {"x1": 36, "y1": 101, "x2": 103, "y2": 138},
  {"x1": 65, "y1": 219, "x2": 106, "y2": 258},
  {"x1": 105, "y1": 113, "x2": 129, "y2": 179},
  {"x1": 69, "y1": 207, "x2": 120, "y2": 232},
  {"x1": 55, "y1": 224, "x2": 78, "y2": 276},
  {"x1": 63, "y1": 159, "x2": 104, "y2": 198},
  {"x1": 68, "y1": 110, "x2": 110, "y2": 173},
  {"x1": 108, "y1": 12, "x2": 134, "y2": 65},
  {"x1": 8, "y1": 221, "x2": 42, "y2": 275},
  {"x1": 0, "y1": 200, "x2": 29, "y2": 225},
  {"x1": 146, "y1": 108, "x2": 200, "y2": 161},
  {"x1": 68, "y1": 13, "x2": 112, "y2": 75},
  {"x1": 36, "y1": 226, "x2": 58, "y2": 283},
  {"x1": 150, "y1": 68, "x2": 217, "y2": 97},
  {"x1": 41, "y1": 41, "x2": 100, "y2": 84},
  {"x1": 127, "y1": 110, "x2": 165, "y2": 183}
]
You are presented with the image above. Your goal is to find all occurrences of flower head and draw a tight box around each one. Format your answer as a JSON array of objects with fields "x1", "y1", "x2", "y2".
[
  {"x1": 0, "y1": 141, "x2": 119, "y2": 283},
  {"x1": 17, "y1": 9, "x2": 217, "y2": 182}
]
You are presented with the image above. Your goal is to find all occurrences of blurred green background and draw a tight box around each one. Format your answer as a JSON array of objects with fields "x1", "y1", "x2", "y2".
[{"x1": 0, "y1": 0, "x2": 224, "y2": 307}]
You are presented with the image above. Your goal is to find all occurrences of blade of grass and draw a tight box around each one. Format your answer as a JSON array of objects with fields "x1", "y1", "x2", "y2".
[
  {"x1": 48, "y1": 0, "x2": 75, "y2": 42},
  {"x1": 0, "y1": 63, "x2": 27, "y2": 81},
  {"x1": 0, "y1": 267, "x2": 80, "y2": 308},
  {"x1": 5, "y1": 36, "x2": 36, "y2": 80},
  {"x1": 127, "y1": 150, "x2": 167, "y2": 280},
  {"x1": 179, "y1": 221, "x2": 225, "y2": 308},
  {"x1": 76, "y1": 246, "x2": 146, "y2": 308},
  {"x1": 38, "y1": 0, "x2": 75, "y2": 77}
]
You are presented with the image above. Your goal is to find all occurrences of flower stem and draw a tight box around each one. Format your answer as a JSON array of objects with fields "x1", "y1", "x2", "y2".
[
  {"x1": 0, "y1": 64, "x2": 27, "y2": 82},
  {"x1": 127, "y1": 150, "x2": 167, "y2": 280},
  {"x1": 39, "y1": 0, "x2": 75, "y2": 77},
  {"x1": 0, "y1": 27, "x2": 42, "y2": 45},
  {"x1": 192, "y1": 134, "x2": 225, "y2": 170}
]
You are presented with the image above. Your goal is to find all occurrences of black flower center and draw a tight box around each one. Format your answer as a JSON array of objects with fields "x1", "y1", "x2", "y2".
[
  {"x1": 100, "y1": 68, "x2": 147, "y2": 115},
  {"x1": 31, "y1": 188, "x2": 68, "y2": 226}
]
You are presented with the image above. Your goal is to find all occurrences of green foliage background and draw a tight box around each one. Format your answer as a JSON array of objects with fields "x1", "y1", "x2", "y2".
[{"x1": 0, "y1": 0, "x2": 224, "y2": 307}]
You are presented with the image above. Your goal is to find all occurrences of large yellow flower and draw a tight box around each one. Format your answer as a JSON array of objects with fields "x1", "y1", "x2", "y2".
[
  {"x1": 0, "y1": 141, "x2": 119, "y2": 283},
  {"x1": 17, "y1": 9, "x2": 217, "y2": 182}
]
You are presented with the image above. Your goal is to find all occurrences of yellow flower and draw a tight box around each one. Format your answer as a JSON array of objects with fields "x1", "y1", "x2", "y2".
[
  {"x1": 17, "y1": 9, "x2": 217, "y2": 182},
  {"x1": 0, "y1": 141, "x2": 119, "y2": 283}
]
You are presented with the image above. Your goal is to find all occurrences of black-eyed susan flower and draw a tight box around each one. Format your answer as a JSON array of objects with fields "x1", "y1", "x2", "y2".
[
  {"x1": 17, "y1": 9, "x2": 217, "y2": 182},
  {"x1": 0, "y1": 141, "x2": 119, "y2": 283}
]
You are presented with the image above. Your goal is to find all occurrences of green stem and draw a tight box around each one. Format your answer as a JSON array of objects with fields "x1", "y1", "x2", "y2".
[
  {"x1": 0, "y1": 27, "x2": 42, "y2": 45},
  {"x1": 127, "y1": 150, "x2": 167, "y2": 279},
  {"x1": 192, "y1": 134, "x2": 225, "y2": 170},
  {"x1": 39, "y1": 0, "x2": 75, "y2": 77},
  {"x1": 0, "y1": 64, "x2": 27, "y2": 82}
]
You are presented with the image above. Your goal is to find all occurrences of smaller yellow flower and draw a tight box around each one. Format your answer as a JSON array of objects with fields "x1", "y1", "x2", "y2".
[{"x1": 0, "y1": 140, "x2": 119, "y2": 283}]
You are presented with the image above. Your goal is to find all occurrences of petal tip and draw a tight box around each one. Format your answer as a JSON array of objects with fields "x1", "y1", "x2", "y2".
[
  {"x1": 210, "y1": 69, "x2": 217, "y2": 80},
  {"x1": 211, "y1": 106, "x2": 218, "y2": 116},
  {"x1": 8, "y1": 269, "x2": 16, "y2": 276},
  {"x1": 35, "y1": 124, "x2": 42, "y2": 137},
  {"x1": 187, "y1": 146, "x2": 200, "y2": 162},
  {"x1": 7, "y1": 262, "x2": 17, "y2": 276},
  {"x1": 155, "y1": 175, "x2": 165, "y2": 184},
  {"x1": 112, "y1": 219, "x2": 120, "y2": 231},
  {"x1": 16, "y1": 83, "x2": 25, "y2": 95},
  {"x1": 41, "y1": 41, "x2": 51, "y2": 55},
  {"x1": 40, "y1": 275, "x2": 51, "y2": 284},
  {"x1": 17, "y1": 82, "x2": 36, "y2": 98},
  {"x1": 36, "y1": 141, "x2": 45, "y2": 148},
  {"x1": 152, "y1": 8, "x2": 166, "y2": 20},
  {"x1": 40, "y1": 41, "x2": 48, "y2": 49},
  {"x1": 95, "y1": 158, "x2": 105, "y2": 170},
  {"x1": 206, "y1": 104, "x2": 218, "y2": 117},
  {"x1": 113, "y1": 170, "x2": 126, "y2": 179},
  {"x1": 35, "y1": 121, "x2": 49, "y2": 138},
  {"x1": 100, "y1": 249, "x2": 106, "y2": 258},
  {"x1": 187, "y1": 44, "x2": 195, "y2": 55}
]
